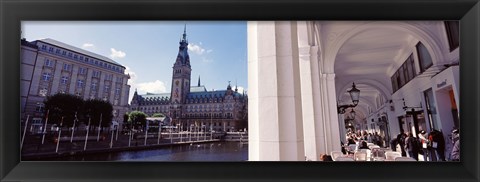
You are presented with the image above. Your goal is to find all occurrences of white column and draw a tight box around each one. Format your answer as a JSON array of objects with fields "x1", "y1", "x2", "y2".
[
  {"x1": 248, "y1": 21, "x2": 305, "y2": 161},
  {"x1": 322, "y1": 73, "x2": 342, "y2": 154},
  {"x1": 247, "y1": 21, "x2": 260, "y2": 161}
]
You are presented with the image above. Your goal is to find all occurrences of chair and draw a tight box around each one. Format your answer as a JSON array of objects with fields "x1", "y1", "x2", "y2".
[
  {"x1": 394, "y1": 157, "x2": 417, "y2": 161},
  {"x1": 347, "y1": 144, "x2": 357, "y2": 153},
  {"x1": 368, "y1": 145, "x2": 380, "y2": 150},
  {"x1": 359, "y1": 149, "x2": 371, "y2": 159},
  {"x1": 331, "y1": 151, "x2": 344, "y2": 161},
  {"x1": 354, "y1": 151, "x2": 368, "y2": 161},
  {"x1": 379, "y1": 148, "x2": 392, "y2": 152},
  {"x1": 371, "y1": 148, "x2": 386, "y2": 160},
  {"x1": 334, "y1": 156, "x2": 355, "y2": 161},
  {"x1": 385, "y1": 151, "x2": 402, "y2": 161}
]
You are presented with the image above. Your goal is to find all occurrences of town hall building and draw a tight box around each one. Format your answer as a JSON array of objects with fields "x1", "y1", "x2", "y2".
[{"x1": 129, "y1": 27, "x2": 248, "y2": 132}]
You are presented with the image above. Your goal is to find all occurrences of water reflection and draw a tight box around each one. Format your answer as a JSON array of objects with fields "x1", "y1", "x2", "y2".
[{"x1": 54, "y1": 142, "x2": 248, "y2": 161}]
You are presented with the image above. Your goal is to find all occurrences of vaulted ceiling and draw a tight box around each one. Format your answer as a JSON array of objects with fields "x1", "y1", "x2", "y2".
[{"x1": 334, "y1": 27, "x2": 413, "y2": 124}]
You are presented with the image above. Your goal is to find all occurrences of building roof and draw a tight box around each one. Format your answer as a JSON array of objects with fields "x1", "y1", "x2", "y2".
[
  {"x1": 143, "y1": 92, "x2": 171, "y2": 99},
  {"x1": 190, "y1": 86, "x2": 207, "y2": 92},
  {"x1": 138, "y1": 88, "x2": 245, "y2": 100},
  {"x1": 37, "y1": 38, "x2": 124, "y2": 67}
]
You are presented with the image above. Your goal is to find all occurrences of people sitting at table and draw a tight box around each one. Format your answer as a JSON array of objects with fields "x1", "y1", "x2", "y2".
[{"x1": 358, "y1": 141, "x2": 369, "y2": 149}]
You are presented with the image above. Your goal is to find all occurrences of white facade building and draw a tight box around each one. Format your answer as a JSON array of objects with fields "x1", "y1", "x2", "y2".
[
  {"x1": 21, "y1": 38, "x2": 131, "y2": 132},
  {"x1": 248, "y1": 21, "x2": 459, "y2": 161}
]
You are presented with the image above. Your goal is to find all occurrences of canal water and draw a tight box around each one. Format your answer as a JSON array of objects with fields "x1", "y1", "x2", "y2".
[{"x1": 53, "y1": 142, "x2": 248, "y2": 161}]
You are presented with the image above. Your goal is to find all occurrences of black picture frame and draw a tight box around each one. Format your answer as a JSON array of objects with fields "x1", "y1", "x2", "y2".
[{"x1": 1, "y1": 0, "x2": 479, "y2": 181}]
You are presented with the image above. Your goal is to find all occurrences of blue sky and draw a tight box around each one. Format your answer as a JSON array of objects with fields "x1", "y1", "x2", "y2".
[{"x1": 21, "y1": 21, "x2": 248, "y2": 102}]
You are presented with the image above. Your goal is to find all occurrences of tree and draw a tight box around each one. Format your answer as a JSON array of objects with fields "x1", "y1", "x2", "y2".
[
  {"x1": 82, "y1": 99, "x2": 113, "y2": 128},
  {"x1": 44, "y1": 93, "x2": 84, "y2": 127},
  {"x1": 128, "y1": 111, "x2": 147, "y2": 130},
  {"x1": 123, "y1": 113, "x2": 130, "y2": 129},
  {"x1": 151, "y1": 113, "x2": 165, "y2": 117}
]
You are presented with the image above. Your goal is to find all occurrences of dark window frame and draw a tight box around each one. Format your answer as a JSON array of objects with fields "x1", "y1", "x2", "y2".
[
  {"x1": 416, "y1": 42, "x2": 433, "y2": 73},
  {"x1": 444, "y1": 21, "x2": 459, "y2": 52}
]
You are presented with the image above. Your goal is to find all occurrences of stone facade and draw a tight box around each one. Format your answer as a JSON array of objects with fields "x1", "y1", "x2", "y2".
[{"x1": 21, "y1": 38, "x2": 131, "y2": 132}]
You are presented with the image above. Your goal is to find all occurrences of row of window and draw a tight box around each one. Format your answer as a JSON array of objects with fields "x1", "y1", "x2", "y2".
[
  {"x1": 390, "y1": 21, "x2": 459, "y2": 93},
  {"x1": 184, "y1": 113, "x2": 234, "y2": 118},
  {"x1": 44, "y1": 59, "x2": 123, "y2": 83},
  {"x1": 40, "y1": 43, "x2": 125, "y2": 74},
  {"x1": 391, "y1": 42, "x2": 432, "y2": 93}
]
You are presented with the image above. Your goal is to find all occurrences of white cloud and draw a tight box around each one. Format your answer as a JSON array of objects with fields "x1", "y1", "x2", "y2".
[
  {"x1": 235, "y1": 86, "x2": 247, "y2": 94},
  {"x1": 136, "y1": 80, "x2": 167, "y2": 94},
  {"x1": 188, "y1": 43, "x2": 213, "y2": 56},
  {"x1": 82, "y1": 43, "x2": 95, "y2": 49},
  {"x1": 187, "y1": 43, "x2": 205, "y2": 55},
  {"x1": 110, "y1": 48, "x2": 126, "y2": 59}
]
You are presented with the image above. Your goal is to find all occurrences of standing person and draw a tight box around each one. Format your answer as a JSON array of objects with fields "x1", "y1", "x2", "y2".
[
  {"x1": 390, "y1": 138, "x2": 398, "y2": 151},
  {"x1": 418, "y1": 130, "x2": 430, "y2": 161},
  {"x1": 429, "y1": 130, "x2": 446, "y2": 161},
  {"x1": 367, "y1": 133, "x2": 373, "y2": 143},
  {"x1": 397, "y1": 132, "x2": 407, "y2": 156},
  {"x1": 405, "y1": 132, "x2": 419, "y2": 161},
  {"x1": 450, "y1": 129, "x2": 460, "y2": 161}
]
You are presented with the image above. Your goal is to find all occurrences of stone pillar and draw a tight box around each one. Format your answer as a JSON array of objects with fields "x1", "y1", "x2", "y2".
[
  {"x1": 84, "y1": 67, "x2": 94, "y2": 100},
  {"x1": 248, "y1": 21, "x2": 305, "y2": 161},
  {"x1": 68, "y1": 64, "x2": 79, "y2": 94},
  {"x1": 50, "y1": 60, "x2": 63, "y2": 93},
  {"x1": 321, "y1": 73, "x2": 342, "y2": 153},
  {"x1": 247, "y1": 21, "x2": 260, "y2": 161},
  {"x1": 338, "y1": 114, "x2": 346, "y2": 144}
]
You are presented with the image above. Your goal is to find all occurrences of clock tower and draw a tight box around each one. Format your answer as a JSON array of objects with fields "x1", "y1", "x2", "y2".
[{"x1": 170, "y1": 25, "x2": 192, "y2": 120}]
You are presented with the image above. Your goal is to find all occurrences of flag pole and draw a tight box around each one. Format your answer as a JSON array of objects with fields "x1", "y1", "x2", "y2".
[
  {"x1": 55, "y1": 116, "x2": 64, "y2": 153},
  {"x1": 70, "y1": 111, "x2": 77, "y2": 143},
  {"x1": 41, "y1": 110, "x2": 50, "y2": 145},
  {"x1": 97, "y1": 113, "x2": 102, "y2": 141},
  {"x1": 20, "y1": 115, "x2": 30, "y2": 151},
  {"x1": 157, "y1": 121, "x2": 161, "y2": 144},
  {"x1": 144, "y1": 121, "x2": 148, "y2": 146},
  {"x1": 110, "y1": 125, "x2": 114, "y2": 148},
  {"x1": 84, "y1": 117, "x2": 91, "y2": 151}
]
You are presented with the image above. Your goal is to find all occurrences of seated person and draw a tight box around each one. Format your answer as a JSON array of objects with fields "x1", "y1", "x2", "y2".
[
  {"x1": 320, "y1": 154, "x2": 333, "y2": 161},
  {"x1": 358, "y1": 141, "x2": 369, "y2": 149}
]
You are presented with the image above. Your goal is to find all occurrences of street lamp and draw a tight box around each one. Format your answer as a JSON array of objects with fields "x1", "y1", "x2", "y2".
[
  {"x1": 337, "y1": 82, "x2": 361, "y2": 114},
  {"x1": 349, "y1": 109, "x2": 356, "y2": 120}
]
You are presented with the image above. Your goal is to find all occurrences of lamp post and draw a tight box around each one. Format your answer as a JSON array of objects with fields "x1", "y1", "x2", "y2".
[
  {"x1": 337, "y1": 82, "x2": 361, "y2": 114},
  {"x1": 70, "y1": 112, "x2": 78, "y2": 143}
]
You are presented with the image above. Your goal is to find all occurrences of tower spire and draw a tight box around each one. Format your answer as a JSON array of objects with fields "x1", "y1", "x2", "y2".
[
  {"x1": 235, "y1": 79, "x2": 238, "y2": 92},
  {"x1": 182, "y1": 24, "x2": 187, "y2": 43},
  {"x1": 198, "y1": 75, "x2": 201, "y2": 87}
]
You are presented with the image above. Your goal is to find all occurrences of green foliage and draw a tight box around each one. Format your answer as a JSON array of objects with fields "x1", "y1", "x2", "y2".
[
  {"x1": 83, "y1": 99, "x2": 113, "y2": 127},
  {"x1": 128, "y1": 111, "x2": 147, "y2": 129},
  {"x1": 151, "y1": 113, "x2": 165, "y2": 117},
  {"x1": 44, "y1": 93, "x2": 84, "y2": 127},
  {"x1": 43, "y1": 93, "x2": 114, "y2": 129}
]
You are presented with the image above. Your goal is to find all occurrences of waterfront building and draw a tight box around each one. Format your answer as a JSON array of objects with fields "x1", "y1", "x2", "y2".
[
  {"x1": 247, "y1": 21, "x2": 459, "y2": 161},
  {"x1": 129, "y1": 28, "x2": 248, "y2": 132},
  {"x1": 21, "y1": 38, "x2": 131, "y2": 132}
]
